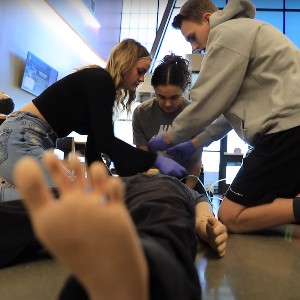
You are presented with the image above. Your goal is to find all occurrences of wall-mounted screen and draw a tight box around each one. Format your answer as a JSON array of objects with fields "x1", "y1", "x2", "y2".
[{"x1": 21, "y1": 51, "x2": 58, "y2": 97}]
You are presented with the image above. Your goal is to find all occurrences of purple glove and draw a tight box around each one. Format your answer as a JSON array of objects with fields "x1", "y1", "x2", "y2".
[
  {"x1": 148, "y1": 134, "x2": 171, "y2": 152},
  {"x1": 153, "y1": 155, "x2": 187, "y2": 178},
  {"x1": 166, "y1": 140, "x2": 196, "y2": 164}
]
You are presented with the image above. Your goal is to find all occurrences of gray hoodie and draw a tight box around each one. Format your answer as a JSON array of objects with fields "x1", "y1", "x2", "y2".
[{"x1": 168, "y1": 0, "x2": 300, "y2": 146}]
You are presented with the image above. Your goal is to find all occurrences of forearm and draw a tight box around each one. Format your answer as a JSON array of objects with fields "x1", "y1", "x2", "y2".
[
  {"x1": 138, "y1": 145, "x2": 149, "y2": 152},
  {"x1": 192, "y1": 115, "x2": 232, "y2": 149},
  {"x1": 185, "y1": 160, "x2": 202, "y2": 190}
]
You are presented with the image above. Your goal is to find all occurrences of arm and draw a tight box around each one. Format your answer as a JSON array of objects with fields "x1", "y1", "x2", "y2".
[
  {"x1": 139, "y1": 145, "x2": 149, "y2": 152},
  {"x1": 192, "y1": 115, "x2": 232, "y2": 149},
  {"x1": 166, "y1": 44, "x2": 249, "y2": 144},
  {"x1": 185, "y1": 154, "x2": 202, "y2": 190},
  {"x1": 83, "y1": 69, "x2": 157, "y2": 175},
  {"x1": 132, "y1": 106, "x2": 149, "y2": 148},
  {"x1": 164, "y1": 115, "x2": 232, "y2": 163},
  {"x1": 195, "y1": 201, "x2": 228, "y2": 257}
]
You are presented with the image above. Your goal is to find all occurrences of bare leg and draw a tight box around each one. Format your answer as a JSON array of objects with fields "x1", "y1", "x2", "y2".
[
  {"x1": 13, "y1": 153, "x2": 149, "y2": 300},
  {"x1": 219, "y1": 196, "x2": 295, "y2": 233}
]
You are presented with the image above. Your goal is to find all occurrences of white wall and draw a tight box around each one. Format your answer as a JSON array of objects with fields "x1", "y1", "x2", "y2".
[{"x1": 0, "y1": 0, "x2": 119, "y2": 109}]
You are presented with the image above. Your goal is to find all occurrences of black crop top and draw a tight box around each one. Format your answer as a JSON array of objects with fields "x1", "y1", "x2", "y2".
[{"x1": 32, "y1": 67, "x2": 156, "y2": 176}]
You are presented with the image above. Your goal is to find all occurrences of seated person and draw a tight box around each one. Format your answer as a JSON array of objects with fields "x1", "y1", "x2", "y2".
[{"x1": 10, "y1": 152, "x2": 228, "y2": 300}]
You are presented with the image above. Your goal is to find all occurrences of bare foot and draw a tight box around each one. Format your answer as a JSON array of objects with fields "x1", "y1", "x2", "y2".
[{"x1": 13, "y1": 153, "x2": 149, "y2": 300}]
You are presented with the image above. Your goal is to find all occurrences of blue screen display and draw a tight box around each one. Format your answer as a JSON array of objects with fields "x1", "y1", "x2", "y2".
[{"x1": 21, "y1": 51, "x2": 58, "y2": 97}]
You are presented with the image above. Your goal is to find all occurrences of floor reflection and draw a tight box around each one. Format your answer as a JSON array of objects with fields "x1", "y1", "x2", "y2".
[{"x1": 196, "y1": 224, "x2": 300, "y2": 299}]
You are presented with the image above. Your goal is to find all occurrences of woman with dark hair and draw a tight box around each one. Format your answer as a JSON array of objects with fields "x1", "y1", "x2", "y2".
[{"x1": 133, "y1": 53, "x2": 204, "y2": 191}]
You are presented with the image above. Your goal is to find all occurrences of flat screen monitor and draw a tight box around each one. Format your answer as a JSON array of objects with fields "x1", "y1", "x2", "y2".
[{"x1": 21, "y1": 51, "x2": 58, "y2": 97}]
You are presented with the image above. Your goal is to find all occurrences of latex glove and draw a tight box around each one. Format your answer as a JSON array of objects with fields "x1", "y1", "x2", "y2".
[
  {"x1": 166, "y1": 140, "x2": 196, "y2": 164},
  {"x1": 153, "y1": 155, "x2": 187, "y2": 178},
  {"x1": 148, "y1": 134, "x2": 171, "y2": 152}
]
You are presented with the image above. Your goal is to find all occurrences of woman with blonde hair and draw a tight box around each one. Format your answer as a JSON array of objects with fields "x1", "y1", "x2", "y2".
[{"x1": 0, "y1": 38, "x2": 186, "y2": 202}]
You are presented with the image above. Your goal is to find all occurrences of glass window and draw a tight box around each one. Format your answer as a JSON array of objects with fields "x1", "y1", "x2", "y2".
[
  {"x1": 225, "y1": 162, "x2": 242, "y2": 184},
  {"x1": 138, "y1": 1, "x2": 152, "y2": 13},
  {"x1": 204, "y1": 140, "x2": 221, "y2": 152},
  {"x1": 153, "y1": 8, "x2": 192, "y2": 69},
  {"x1": 251, "y1": 0, "x2": 283, "y2": 9},
  {"x1": 145, "y1": 13, "x2": 158, "y2": 30},
  {"x1": 128, "y1": 28, "x2": 139, "y2": 40},
  {"x1": 138, "y1": 14, "x2": 150, "y2": 28},
  {"x1": 255, "y1": 11, "x2": 283, "y2": 31},
  {"x1": 202, "y1": 151, "x2": 220, "y2": 173},
  {"x1": 175, "y1": 0, "x2": 189, "y2": 6},
  {"x1": 129, "y1": 14, "x2": 141, "y2": 26},
  {"x1": 120, "y1": 29, "x2": 130, "y2": 41},
  {"x1": 201, "y1": 151, "x2": 220, "y2": 191},
  {"x1": 137, "y1": 28, "x2": 150, "y2": 45},
  {"x1": 145, "y1": 1, "x2": 159, "y2": 13},
  {"x1": 158, "y1": 0, "x2": 169, "y2": 14},
  {"x1": 285, "y1": 12, "x2": 300, "y2": 48},
  {"x1": 176, "y1": 0, "x2": 225, "y2": 8},
  {"x1": 129, "y1": 2, "x2": 141, "y2": 13},
  {"x1": 122, "y1": 1, "x2": 133, "y2": 13},
  {"x1": 121, "y1": 14, "x2": 131, "y2": 25},
  {"x1": 226, "y1": 131, "x2": 249, "y2": 154},
  {"x1": 286, "y1": 0, "x2": 300, "y2": 9},
  {"x1": 145, "y1": 29, "x2": 157, "y2": 47},
  {"x1": 121, "y1": 0, "x2": 159, "y2": 52},
  {"x1": 211, "y1": 0, "x2": 226, "y2": 8}
]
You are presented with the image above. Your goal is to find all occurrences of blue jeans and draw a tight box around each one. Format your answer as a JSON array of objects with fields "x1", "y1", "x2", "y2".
[{"x1": 0, "y1": 111, "x2": 58, "y2": 202}]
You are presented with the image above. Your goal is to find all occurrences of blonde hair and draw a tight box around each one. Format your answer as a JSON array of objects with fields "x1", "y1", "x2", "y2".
[
  {"x1": 172, "y1": 0, "x2": 218, "y2": 28},
  {"x1": 106, "y1": 38, "x2": 151, "y2": 112}
]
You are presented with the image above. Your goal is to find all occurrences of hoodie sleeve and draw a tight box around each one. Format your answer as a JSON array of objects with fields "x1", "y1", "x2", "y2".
[
  {"x1": 167, "y1": 37, "x2": 249, "y2": 144},
  {"x1": 193, "y1": 115, "x2": 232, "y2": 148}
]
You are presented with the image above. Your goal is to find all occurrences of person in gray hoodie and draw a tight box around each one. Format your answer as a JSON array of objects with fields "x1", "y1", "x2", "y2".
[{"x1": 149, "y1": 0, "x2": 300, "y2": 233}]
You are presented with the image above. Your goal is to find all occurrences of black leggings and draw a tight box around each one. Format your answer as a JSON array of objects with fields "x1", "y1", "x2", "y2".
[{"x1": 0, "y1": 200, "x2": 43, "y2": 268}]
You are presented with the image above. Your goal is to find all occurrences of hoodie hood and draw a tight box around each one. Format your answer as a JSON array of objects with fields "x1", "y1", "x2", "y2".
[{"x1": 210, "y1": 0, "x2": 256, "y2": 29}]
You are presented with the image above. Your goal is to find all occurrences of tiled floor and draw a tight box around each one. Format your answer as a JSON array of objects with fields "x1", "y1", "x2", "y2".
[
  {"x1": 1, "y1": 215, "x2": 300, "y2": 299},
  {"x1": 0, "y1": 256, "x2": 69, "y2": 300},
  {"x1": 196, "y1": 223, "x2": 300, "y2": 299}
]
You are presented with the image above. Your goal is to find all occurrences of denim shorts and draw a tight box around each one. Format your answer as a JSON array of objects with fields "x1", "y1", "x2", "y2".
[{"x1": 0, "y1": 111, "x2": 58, "y2": 202}]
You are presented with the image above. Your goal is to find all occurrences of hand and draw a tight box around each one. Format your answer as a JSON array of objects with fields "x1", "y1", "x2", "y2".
[
  {"x1": 206, "y1": 217, "x2": 228, "y2": 257},
  {"x1": 166, "y1": 140, "x2": 196, "y2": 164},
  {"x1": 153, "y1": 155, "x2": 187, "y2": 178},
  {"x1": 148, "y1": 134, "x2": 171, "y2": 152}
]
